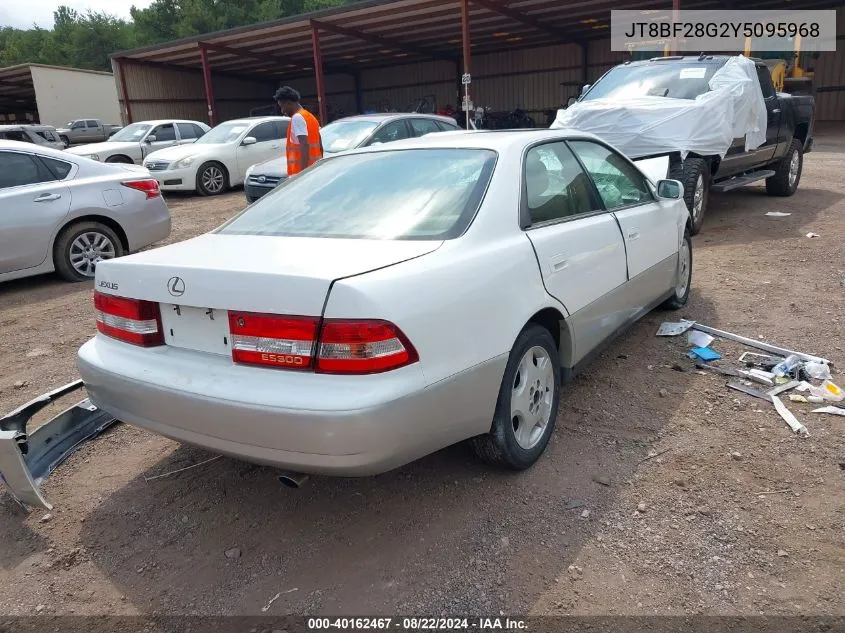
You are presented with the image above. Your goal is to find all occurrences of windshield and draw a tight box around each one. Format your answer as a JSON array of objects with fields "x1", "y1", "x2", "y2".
[
  {"x1": 320, "y1": 120, "x2": 379, "y2": 153},
  {"x1": 109, "y1": 123, "x2": 152, "y2": 142},
  {"x1": 195, "y1": 121, "x2": 248, "y2": 145},
  {"x1": 584, "y1": 63, "x2": 720, "y2": 101},
  {"x1": 218, "y1": 149, "x2": 497, "y2": 240}
]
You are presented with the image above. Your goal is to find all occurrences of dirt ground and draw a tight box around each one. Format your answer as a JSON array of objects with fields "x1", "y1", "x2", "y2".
[{"x1": 1, "y1": 129, "x2": 844, "y2": 618}]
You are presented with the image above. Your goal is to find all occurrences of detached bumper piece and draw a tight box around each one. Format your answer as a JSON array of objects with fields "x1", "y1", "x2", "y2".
[{"x1": 0, "y1": 380, "x2": 117, "y2": 510}]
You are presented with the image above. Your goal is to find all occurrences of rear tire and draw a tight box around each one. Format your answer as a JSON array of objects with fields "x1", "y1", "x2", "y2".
[
  {"x1": 196, "y1": 161, "x2": 229, "y2": 196},
  {"x1": 766, "y1": 139, "x2": 803, "y2": 197},
  {"x1": 669, "y1": 158, "x2": 709, "y2": 236},
  {"x1": 53, "y1": 221, "x2": 124, "y2": 282},
  {"x1": 470, "y1": 324, "x2": 560, "y2": 470},
  {"x1": 661, "y1": 230, "x2": 692, "y2": 310},
  {"x1": 60, "y1": 135, "x2": 69, "y2": 147}
]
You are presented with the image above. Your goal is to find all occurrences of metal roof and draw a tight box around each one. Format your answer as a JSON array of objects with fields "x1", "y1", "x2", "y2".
[{"x1": 112, "y1": 0, "x2": 845, "y2": 79}]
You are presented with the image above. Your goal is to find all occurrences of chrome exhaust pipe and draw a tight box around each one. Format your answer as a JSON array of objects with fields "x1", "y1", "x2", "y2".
[{"x1": 278, "y1": 471, "x2": 309, "y2": 489}]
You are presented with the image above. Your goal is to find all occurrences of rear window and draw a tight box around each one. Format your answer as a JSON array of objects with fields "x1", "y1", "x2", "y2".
[{"x1": 218, "y1": 149, "x2": 497, "y2": 240}]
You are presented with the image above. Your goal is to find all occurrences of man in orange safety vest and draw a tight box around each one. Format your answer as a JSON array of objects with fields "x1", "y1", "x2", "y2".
[{"x1": 274, "y1": 85, "x2": 323, "y2": 176}]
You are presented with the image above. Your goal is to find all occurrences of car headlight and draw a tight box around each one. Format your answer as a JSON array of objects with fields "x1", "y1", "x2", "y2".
[
  {"x1": 172, "y1": 156, "x2": 197, "y2": 169},
  {"x1": 245, "y1": 164, "x2": 255, "y2": 179}
]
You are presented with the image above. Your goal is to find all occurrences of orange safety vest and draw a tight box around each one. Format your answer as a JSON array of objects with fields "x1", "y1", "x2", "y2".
[{"x1": 286, "y1": 108, "x2": 323, "y2": 175}]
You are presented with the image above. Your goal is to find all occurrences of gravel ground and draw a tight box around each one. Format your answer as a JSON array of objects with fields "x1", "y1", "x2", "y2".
[{"x1": 1, "y1": 128, "x2": 844, "y2": 617}]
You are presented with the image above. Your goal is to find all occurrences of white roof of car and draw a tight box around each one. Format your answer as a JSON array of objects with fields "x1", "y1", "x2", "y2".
[
  {"x1": 353, "y1": 128, "x2": 605, "y2": 154},
  {"x1": 221, "y1": 116, "x2": 290, "y2": 125},
  {"x1": 130, "y1": 119, "x2": 209, "y2": 126}
]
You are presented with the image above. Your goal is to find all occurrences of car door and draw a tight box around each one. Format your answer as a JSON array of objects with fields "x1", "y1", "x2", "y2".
[
  {"x1": 0, "y1": 150, "x2": 72, "y2": 274},
  {"x1": 85, "y1": 120, "x2": 101, "y2": 143},
  {"x1": 753, "y1": 64, "x2": 781, "y2": 164},
  {"x1": 521, "y1": 141, "x2": 629, "y2": 364},
  {"x1": 568, "y1": 140, "x2": 677, "y2": 288},
  {"x1": 409, "y1": 118, "x2": 442, "y2": 138},
  {"x1": 144, "y1": 123, "x2": 179, "y2": 158},
  {"x1": 236, "y1": 121, "x2": 284, "y2": 182}
]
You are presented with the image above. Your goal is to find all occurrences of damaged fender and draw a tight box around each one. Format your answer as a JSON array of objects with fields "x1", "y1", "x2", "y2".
[{"x1": 0, "y1": 380, "x2": 117, "y2": 510}]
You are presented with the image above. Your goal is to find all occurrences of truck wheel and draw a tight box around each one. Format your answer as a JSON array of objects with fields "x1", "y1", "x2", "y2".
[
  {"x1": 669, "y1": 158, "x2": 709, "y2": 236},
  {"x1": 60, "y1": 135, "x2": 69, "y2": 147},
  {"x1": 766, "y1": 139, "x2": 803, "y2": 197},
  {"x1": 470, "y1": 324, "x2": 560, "y2": 470},
  {"x1": 53, "y1": 221, "x2": 125, "y2": 282}
]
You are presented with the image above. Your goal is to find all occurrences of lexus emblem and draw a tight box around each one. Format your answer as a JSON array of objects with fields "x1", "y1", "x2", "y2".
[
  {"x1": 257, "y1": 175, "x2": 267, "y2": 183},
  {"x1": 167, "y1": 276, "x2": 186, "y2": 297}
]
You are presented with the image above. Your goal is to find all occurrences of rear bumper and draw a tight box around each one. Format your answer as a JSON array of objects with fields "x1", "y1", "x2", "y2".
[
  {"x1": 123, "y1": 197, "x2": 172, "y2": 251},
  {"x1": 77, "y1": 337, "x2": 505, "y2": 476}
]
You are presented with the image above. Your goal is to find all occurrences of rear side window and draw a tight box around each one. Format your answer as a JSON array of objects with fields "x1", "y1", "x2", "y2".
[
  {"x1": 409, "y1": 118, "x2": 441, "y2": 137},
  {"x1": 0, "y1": 130, "x2": 30, "y2": 143},
  {"x1": 177, "y1": 123, "x2": 199, "y2": 140},
  {"x1": 218, "y1": 149, "x2": 497, "y2": 240},
  {"x1": 756, "y1": 65, "x2": 776, "y2": 99},
  {"x1": 435, "y1": 120, "x2": 460, "y2": 132},
  {"x1": 41, "y1": 157, "x2": 73, "y2": 180},
  {"x1": 0, "y1": 152, "x2": 53, "y2": 188}
]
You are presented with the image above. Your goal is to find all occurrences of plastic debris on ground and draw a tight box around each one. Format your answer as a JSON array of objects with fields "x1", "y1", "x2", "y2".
[
  {"x1": 689, "y1": 347, "x2": 721, "y2": 362},
  {"x1": 656, "y1": 320, "x2": 836, "y2": 437},
  {"x1": 811, "y1": 406, "x2": 845, "y2": 417},
  {"x1": 806, "y1": 232, "x2": 820, "y2": 238},
  {"x1": 765, "y1": 212, "x2": 791, "y2": 217}
]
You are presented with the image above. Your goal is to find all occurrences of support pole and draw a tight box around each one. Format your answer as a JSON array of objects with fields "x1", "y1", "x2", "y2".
[
  {"x1": 311, "y1": 22, "x2": 328, "y2": 124},
  {"x1": 581, "y1": 42, "x2": 588, "y2": 85},
  {"x1": 199, "y1": 44, "x2": 217, "y2": 126},
  {"x1": 116, "y1": 59, "x2": 133, "y2": 124},
  {"x1": 461, "y1": 0, "x2": 471, "y2": 128},
  {"x1": 670, "y1": 0, "x2": 681, "y2": 55},
  {"x1": 353, "y1": 71, "x2": 363, "y2": 114}
]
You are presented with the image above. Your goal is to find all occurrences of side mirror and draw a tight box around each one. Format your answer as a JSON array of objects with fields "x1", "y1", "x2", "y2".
[
  {"x1": 145, "y1": 135, "x2": 157, "y2": 143},
  {"x1": 242, "y1": 136, "x2": 257, "y2": 146},
  {"x1": 657, "y1": 179, "x2": 684, "y2": 200},
  {"x1": 567, "y1": 96, "x2": 577, "y2": 108},
  {"x1": 580, "y1": 84, "x2": 592, "y2": 95}
]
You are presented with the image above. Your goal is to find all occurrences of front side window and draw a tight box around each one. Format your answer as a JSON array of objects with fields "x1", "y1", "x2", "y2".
[
  {"x1": 568, "y1": 140, "x2": 653, "y2": 209},
  {"x1": 0, "y1": 152, "x2": 51, "y2": 189},
  {"x1": 195, "y1": 122, "x2": 249, "y2": 145},
  {"x1": 524, "y1": 142, "x2": 601, "y2": 225},
  {"x1": 151, "y1": 124, "x2": 176, "y2": 142},
  {"x1": 249, "y1": 121, "x2": 277, "y2": 143},
  {"x1": 85, "y1": 120, "x2": 98, "y2": 127},
  {"x1": 320, "y1": 120, "x2": 378, "y2": 153},
  {"x1": 70, "y1": 121, "x2": 85, "y2": 129},
  {"x1": 756, "y1": 65, "x2": 776, "y2": 99},
  {"x1": 110, "y1": 123, "x2": 152, "y2": 142},
  {"x1": 218, "y1": 149, "x2": 497, "y2": 240},
  {"x1": 369, "y1": 120, "x2": 410, "y2": 145}
]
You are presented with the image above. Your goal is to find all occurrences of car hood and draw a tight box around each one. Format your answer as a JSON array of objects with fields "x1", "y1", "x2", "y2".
[
  {"x1": 67, "y1": 141, "x2": 137, "y2": 156},
  {"x1": 249, "y1": 155, "x2": 287, "y2": 177},
  {"x1": 145, "y1": 143, "x2": 224, "y2": 163}
]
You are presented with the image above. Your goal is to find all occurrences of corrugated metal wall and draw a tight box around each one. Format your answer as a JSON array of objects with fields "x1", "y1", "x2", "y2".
[
  {"x1": 360, "y1": 60, "x2": 456, "y2": 113},
  {"x1": 813, "y1": 7, "x2": 845, "y2": 122}
]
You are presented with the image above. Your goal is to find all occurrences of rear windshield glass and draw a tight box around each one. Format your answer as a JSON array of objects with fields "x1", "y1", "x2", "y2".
[
  {"x1": 218, "y1": 149, "x2": 497, "y2": 240},
  {"x1": 583, "y1": 63, "x2": 719, "y2": 101}
]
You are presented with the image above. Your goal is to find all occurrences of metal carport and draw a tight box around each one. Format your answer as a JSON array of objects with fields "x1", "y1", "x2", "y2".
[{"x1": 110, "y1": 0, "x2": 845, "y2": 127}]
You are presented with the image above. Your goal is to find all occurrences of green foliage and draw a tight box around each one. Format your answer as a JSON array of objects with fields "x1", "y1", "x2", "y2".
[{"x1": 0, "y1": 0, "x2": 361, "y2": 71}]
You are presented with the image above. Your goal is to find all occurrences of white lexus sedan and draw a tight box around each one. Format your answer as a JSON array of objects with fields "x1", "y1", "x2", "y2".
[
  {"x1": 77, "y1": 130, "x2": 691, "y2": 477},
  {"x1": 143, "y1": 116, "x2": 289, "y2": 196}
]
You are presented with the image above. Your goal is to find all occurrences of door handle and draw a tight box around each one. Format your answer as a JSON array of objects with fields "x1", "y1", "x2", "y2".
[
  {"x1": 34, "y1": 193, "x2": 61, "y2": 202},
  {"x1": 772, "y1": 108, "x2": 781, "y2": 114},
  {"x1": 627, "y1": 230, "x2": 640, "y2": 240},
  {"x1": 550, "y1": 255, "x2": 569, "y2": 272}
]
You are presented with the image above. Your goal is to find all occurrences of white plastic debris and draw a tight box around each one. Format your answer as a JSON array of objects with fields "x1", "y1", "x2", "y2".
[
  {"x1": 772, "y1": 396, "x2": 809, "y2": 437},
  {"x1": 806, "y1": 232, "x2": 820, "y2": 238},
  {"x1": 765, "y1": 212, "x2": 791, "y2": 217},
  {"x1": 657, "y1": 320, "x2": 696, "y2": 336},
  {"x1": 804, "y1": 361, "x2": 832, "y2": 381},
  {"x1": 552, "y1": 55, "x2": 767, "y2": 159},
  {"x1": 688, "y1": 330, "x2": 715, "y2": 348},
  {"x1": 811, "y1": 406, "x2": 845, "y2": 417}
]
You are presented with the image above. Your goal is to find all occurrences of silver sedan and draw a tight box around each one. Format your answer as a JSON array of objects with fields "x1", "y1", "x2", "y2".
[{"x1": 0, "y1": 140, "x2": 171, "y2": 283}]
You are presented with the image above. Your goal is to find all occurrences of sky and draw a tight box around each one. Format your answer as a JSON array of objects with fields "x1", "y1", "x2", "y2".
[{"x1": 0, "y1": 0, "x2": 154, "y2": 29}]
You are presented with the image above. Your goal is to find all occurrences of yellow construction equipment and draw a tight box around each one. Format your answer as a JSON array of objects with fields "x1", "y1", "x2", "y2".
[{"x1": 744, "y1": 36, "x2": 816, "y2": 94}]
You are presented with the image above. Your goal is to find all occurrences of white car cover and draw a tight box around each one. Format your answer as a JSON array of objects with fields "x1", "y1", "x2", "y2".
[{"x1": 551, "y1": 55, "x2": 768, "y2": 160}]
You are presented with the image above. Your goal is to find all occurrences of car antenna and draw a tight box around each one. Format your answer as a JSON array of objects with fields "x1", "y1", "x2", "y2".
[{"x1": 698, "y1": 52, "x2": 707, "y2": 61}]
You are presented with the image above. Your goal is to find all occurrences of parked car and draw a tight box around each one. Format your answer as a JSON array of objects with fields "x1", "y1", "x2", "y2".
[
  {"x1": 245, "y1": 113, "x2": 464, "y2": 203},
  {"x1": 0, "y1": 140, "x2": 171, "y2": 283},
  {"x1": 143, "y1": 116, "x2": 289, "y2": 196},
  {"x1": 66, "y1": 120, "x2": 211, "y2": 165},
  {"x1": 56, "y1": 119, "x2": 123, "y2": 146},
  {"x1": 77, "y1": 129, "x2": 691, "y2": 480},
  {"x1": 558, "y1": 55, "x2": 814, "y2": 234},
  {"x1": 0, "y1": 124, "x2": 65, "y2": 150}
]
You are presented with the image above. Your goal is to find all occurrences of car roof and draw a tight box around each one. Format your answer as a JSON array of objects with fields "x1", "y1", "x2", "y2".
[
  {"x1": 222, "y1": 116, "x2": 290, "y2": 125},
  {"x1": 347, "y1": 128, "x2": 605, "y2": 154},
  {"x1": 0, "y1": 139, "x2": 79, "y2": 160},
  {"x1": 331, "y1": 113, "x2": 460, "y2": 125}
]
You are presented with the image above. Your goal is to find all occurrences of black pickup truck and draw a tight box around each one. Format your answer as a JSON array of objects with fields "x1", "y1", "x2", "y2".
[{"x1": 571, "y1": 55, "x2": 815, "y2": 234}]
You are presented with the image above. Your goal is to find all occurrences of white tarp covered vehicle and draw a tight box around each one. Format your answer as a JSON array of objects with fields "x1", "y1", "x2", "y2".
[{"x1": 553, "y1": 55, "x2": 814, "y2": 235}]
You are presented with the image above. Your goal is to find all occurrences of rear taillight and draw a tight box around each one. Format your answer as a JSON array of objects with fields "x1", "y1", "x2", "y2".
[
  {"x1": 316, "y1": 320, "x2": 417, "y2": 374},
  {"x1": 229, "y1": 312, "x2": 318, "y2": 370},
  {"x1": 121, "y1": 179, "x2": 161, "y2": 199},
  {"x1": 94, "y1": 291, "x2": 164, "y2": 347},
  {"x1": 228, "y1": 313, "x2": 417, "y2": 374}
]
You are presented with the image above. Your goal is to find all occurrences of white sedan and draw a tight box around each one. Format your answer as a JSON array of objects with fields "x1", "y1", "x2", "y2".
[
  {"x1": 143, "y1": 116, "x2": 289, "y2": 196},
  {"x1": 66, "y1": 120, "x2": 210, "y2": 165},
  {"x1": 77, "y1": 130, "x2": 691, "y2": 478}
]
